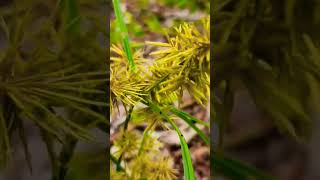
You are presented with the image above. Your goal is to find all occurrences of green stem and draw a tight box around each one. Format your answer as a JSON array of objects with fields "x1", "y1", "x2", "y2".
[
  {"x1": 123, "y1": 105, "x2": 134, "y2": 131},
  {"x1": 112, "y1": 0, "x2": 135, "y2": 71},
  {"x1": 138, "y1": 125, "x2": 152, "y2": 155},
  {"x1": 117, "y1": 105, "x2": 134, "y2": 166},
  {"x1": 110, "y1": 154, "x2": 125, "y2": 172},
  {"x1": 170, "y1": 106, "x2": 210, "y2": 145}
]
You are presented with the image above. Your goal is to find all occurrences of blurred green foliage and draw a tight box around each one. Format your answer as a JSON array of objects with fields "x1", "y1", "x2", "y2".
[
  {"x1": 160, "y1": 0, "x2": 209, "y2": 12},
  {"x1": 110, "y1": 0, "x2": 209, "y2": 45},
  {"x1": 66, "y1": 151, "x2": 108, "y2": 180},
  {"x1": 213, "y1": 0, "x2": 320, "y2": 178},
  {"x1": 0, "y1": 0, "x2": 108, "y2": 179}
]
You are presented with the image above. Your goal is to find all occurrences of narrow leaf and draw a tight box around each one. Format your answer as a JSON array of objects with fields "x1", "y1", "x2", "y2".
[
  {"x1": 170, "y1": 107, "x2": 210, "y2": 145},
  {"x1": 112, "y1": 0, "x2": 135, "y2": 71},
  {"x1": 146, "y1": 100, "x2": 195, "y2": 180}
]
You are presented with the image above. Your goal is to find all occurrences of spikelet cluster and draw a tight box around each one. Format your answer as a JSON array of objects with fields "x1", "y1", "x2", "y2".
[
  {"x1": 111, "y1": 130, "x2": 177, "y2": 180},
  {"x1": 147, "y1": 17, "x2": 210, "y2": 105},
  {"x1": 110, "y1": 17, "x2": 210, "y2": 112},
  {"x1": 131, "y1": 107, "x2": 170, "y2": 131},
  {"x1": 110, "y1": 44, "x2": 148, "y2": 111},
  {"x1": 111, "y1": 17, "x2": 210, "y2": 179}
]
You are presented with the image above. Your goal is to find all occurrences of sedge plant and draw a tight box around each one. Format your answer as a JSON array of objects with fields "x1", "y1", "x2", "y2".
[{"x1": 110, "y1": 0, "x2": 210, "y2": 179}]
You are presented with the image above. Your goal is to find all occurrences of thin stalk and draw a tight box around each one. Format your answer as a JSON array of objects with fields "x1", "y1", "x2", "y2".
[
  {"x1": 138, "y1": 116, "x2": 159, "y2": 155},
  {"x1": 112, "y1": 0, "x2": 136, "y2": 71},
  {"x1": 138, "y1": 130, "x2": 149, "y2": 155},
  {"x1": 116, "y1": 105, "x2": 134, "y2": 167},
  {"x1": 123, "y1": 105, "x2": 134, "y2": 131},
  {"x1": 111, "y1": 154, "x2": 125, "y2": 172},
  {"x1": 138, "y1": 121, "x2": 155, "y2": 155}
]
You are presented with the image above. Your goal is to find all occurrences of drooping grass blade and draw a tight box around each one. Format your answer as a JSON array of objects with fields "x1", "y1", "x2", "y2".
[{"x1": 146, "y1": 100, "x2": 195, "y2": 180}]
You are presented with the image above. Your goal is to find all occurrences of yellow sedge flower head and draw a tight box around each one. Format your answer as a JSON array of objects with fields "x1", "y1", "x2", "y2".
[{"x1": 147, "y1": 17, "x2": 210, "y2": 106}]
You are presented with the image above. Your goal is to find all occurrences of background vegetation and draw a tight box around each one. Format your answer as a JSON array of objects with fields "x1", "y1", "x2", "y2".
[
  {"x1": 213, "y1": 0, "x2": 320, "y2": 179},
  {"x1": 0, "y1": 0, "x2": 108, "y2": 179}
]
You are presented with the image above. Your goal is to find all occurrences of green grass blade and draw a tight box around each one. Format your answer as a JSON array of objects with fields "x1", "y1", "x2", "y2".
[
  {"x1": 110, "y1": 153, "x2": 125, "y2": 172},
  {"x1": 112, "y1": 0, "x2": 135, "y2": 71},
  {"x1": 146, "y1": 100, "x2": 195, "y2": 180},
  {"x1": 170, "y1": 106, "x2": 210, "y2": 127},
  {"x1": 138, "y1": 128, "x2": 150, "y2": 155},
  {"x1": 169, "y1": 120, "x2": 195, "y2": 180},
  {"x1": 170, "y1": 107, "x2": 210, "y2": 145}
]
